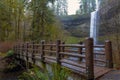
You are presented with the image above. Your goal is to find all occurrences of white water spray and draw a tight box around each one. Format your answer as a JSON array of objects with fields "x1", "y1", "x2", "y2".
[{"x1": 90, "y1": 0, "x2": 100, "y2": 44}]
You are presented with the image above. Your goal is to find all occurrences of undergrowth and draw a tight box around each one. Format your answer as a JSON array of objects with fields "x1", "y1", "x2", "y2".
[{"x1": 19, "y1": 64, "x2": 71, "y2": 80}]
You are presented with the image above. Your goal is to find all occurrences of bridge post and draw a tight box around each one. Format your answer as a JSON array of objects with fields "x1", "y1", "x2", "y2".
[
  {"x1": 18, "y1": 44, "x2": 22, "y2": 64},
  {"x1": 85, "y1": 38, "x2": 94, "y2": 80},
  {"x1": 15, "y1": 45, "x2": 18, "y2": 59},
  {"x1": 56, "y1": 40, "x2": 61, "y2": 65},
  {"x1": 26, "y1": 42, "x2": 29, "y2": 69},
  {"x1": 61, "y1": 41, "x2": 65, "y2": 58},
  {"x1": 78, "y1": 42, "x2": 83, "y2": 62},
  {"x1": 50, "y1": 40, "x2": 53, "y2": 56},
  {"x1": 41, "y1": 40, "x2": 46, "y2": 69},
  {"x1": 21, "y1": 43, "x2": 24, "y2": 59},
  {"x1": 13, "y1": 45, "x2": 17, "y2": 58},
  {"x1": 105, "y1": 40, "x2": 113, "y2": 68},
  {"x1": 32, "y1": 42, "x2": 35, "y2": 64}
]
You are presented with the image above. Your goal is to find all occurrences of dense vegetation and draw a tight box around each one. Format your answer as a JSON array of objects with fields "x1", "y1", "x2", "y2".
[
  {"x1": 0, "y1": 0, "x2": 67, "y2": 42},
  {"x1": 19, "y1": 64, "x2": 70, "y2": 80}
]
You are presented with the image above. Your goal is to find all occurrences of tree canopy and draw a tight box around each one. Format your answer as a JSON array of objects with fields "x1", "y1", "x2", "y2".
[{"x1": 0, "y1": 0, "x2": 66, "y2": 42}]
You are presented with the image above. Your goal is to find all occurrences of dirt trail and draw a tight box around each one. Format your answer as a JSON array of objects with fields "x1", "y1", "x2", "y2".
[{"x1": 0, "y1": 57, "x2": 20, "y2": 80}]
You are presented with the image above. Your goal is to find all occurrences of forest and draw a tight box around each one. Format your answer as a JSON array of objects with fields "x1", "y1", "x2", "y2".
[{"x1": 0, "y1": 0, "x2": 97, "y2": 42}]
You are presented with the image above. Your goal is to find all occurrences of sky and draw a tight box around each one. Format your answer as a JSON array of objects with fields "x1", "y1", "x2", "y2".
[{"x1": 68, "y1": 0, "x2": 80, "y2": 15}]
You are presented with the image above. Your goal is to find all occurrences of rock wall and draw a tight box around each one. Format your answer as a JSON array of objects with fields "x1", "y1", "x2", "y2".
[{"x1": 59, "y1": 15, "x2": 90, "y2": 37}]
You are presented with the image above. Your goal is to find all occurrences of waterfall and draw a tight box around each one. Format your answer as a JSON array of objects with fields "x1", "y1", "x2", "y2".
[{"x1": 90, "y1": 0, "x2": 100, "y2": 44}]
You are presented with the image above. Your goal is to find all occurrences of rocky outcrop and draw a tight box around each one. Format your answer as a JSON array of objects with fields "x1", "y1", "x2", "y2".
[{"x1": 59, "y1": 15, "x2": 90, "y2": 37}]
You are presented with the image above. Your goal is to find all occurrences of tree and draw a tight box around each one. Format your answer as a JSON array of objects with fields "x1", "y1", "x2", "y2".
[
  {"x1": 0, "y1": 0, "x2": 65, "y2": 42},
  {"x1": 53, "y1": 0, "x2": 68, "y2": 16},
  {"x1": 77, "y1": 0, "x2": 96, "y2": 15},
  {"x1": 26, "y1": 0, "x2": 65, "y2": 41}
]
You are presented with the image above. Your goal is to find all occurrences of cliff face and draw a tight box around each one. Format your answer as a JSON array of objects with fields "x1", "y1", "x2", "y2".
[
  {"x1": 59, "y1": 15, "x2": 90, "y2": 37},
  {"x1": 99, "y1": 0, "x2": 120, "y2": 36},
  {"x1": 100, "y1": 0, "x2": 120, "y2": 18},
  {"x1": 99, "y1": 0, "x2": 120, "y2": 68}
]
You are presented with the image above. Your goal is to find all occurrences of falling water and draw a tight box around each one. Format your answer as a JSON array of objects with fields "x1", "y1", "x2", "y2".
[{"x1": 90, "y1": 0, "x2": 100, "y2": 44}]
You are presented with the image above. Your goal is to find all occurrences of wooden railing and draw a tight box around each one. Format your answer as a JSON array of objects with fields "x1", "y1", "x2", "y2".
[{"x1": 13, "y1": 38, "x2": 113, "y2": 80}]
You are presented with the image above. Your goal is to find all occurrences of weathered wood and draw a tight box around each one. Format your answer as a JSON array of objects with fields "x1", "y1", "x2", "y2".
[
  {"x1": 22, "y1": 44, "x2": 24, "y2": 58},
  {"x1": 56, "y1": 40, "x2": 61, "y2": 65},
  {"x1": 85, "y1": 38, "x2": 94, "y2": 80},
  {"x1": 94, "y1": 45, "x2": 105, "y2": 48},
  {"x1": 60, "y1": 59, "x2": 86, "y2": 69},
  {"x1": 64, "y1": 49, "x2": 78, "y2": 53},
  {"x1": 94, "y1": 59, "x2": 106, "y2": 63},
  {"x1": 43, "y1": 50, "x2": 56, "y2": 53},
  {"x1": 59, "y1": 52, "x2": 85, "y2": 58},
  {"x1": 32, "y1": 42, "x2": 35, "y2": 64},
  {"x1": 60, "y1": 44, "x2": 85, "y2": 48},
  {"x1": 13, "y1": 38, "x2": 113, "y2": 80},
  {"x1": 105, "y1": 40, "x2": 113, "y2": 68},
  {"x1": 41, "y1": 40, "x2": 45, "y2": 63},
  {"x1": 44, "y1": 56, "x2": 56, "y2": 60},
  {"x1": 43, "y1": 44, "x2": 56, "y2": 46},
  {"x1": 24, "y1": 43, "x2": 29, "y2": 69},
  {"x1": 78, "y1": 42, "x2": 83, "y2": 62},
  {"x1": 61, "y1": 42, "x2": 65, "y2": 58},
  {"x1": 49, "y1": 41, "x2": 53, "y2": 56},
  {"x1": 26, "y1": 43, "x2": 29, "y2": 62}
]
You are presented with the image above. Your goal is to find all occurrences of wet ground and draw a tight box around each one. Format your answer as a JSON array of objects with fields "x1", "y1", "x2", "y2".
[{"x1": 0, "y1": 57, "x2": 22, "y2": 80}]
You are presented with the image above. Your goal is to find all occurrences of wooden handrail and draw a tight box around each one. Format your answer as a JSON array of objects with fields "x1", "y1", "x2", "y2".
[
  {"x1": 60, "y1": 52, "x2": 85, "y2": 58},
  {"x1": 13, "y1": 38, "x2": 113, "y2": 80},
  {"x1": 43, "y1": 44, "x2": 56, "y2": 46},
  {"x1": 94, "y1": 45, "x2": 105, "y2": 48},
  {"x1": 60, "y1": 59, "x2": 86, "y2": 69},
  {"x1": 43, "y1": 50, "x2": 56, "y2": 53},
  {"x1": 60, "y1": 44, "x2": 85, "y2": 48}
]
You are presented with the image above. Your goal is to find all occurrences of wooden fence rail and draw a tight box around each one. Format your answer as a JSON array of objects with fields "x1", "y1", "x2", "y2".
[{"x1": 13, "y1": 38, "x2": 113, "y2": 80}]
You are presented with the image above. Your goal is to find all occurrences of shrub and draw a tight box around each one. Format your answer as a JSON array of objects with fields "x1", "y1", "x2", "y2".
[
  {"x1": 19, "y1": 64, "x2": 70, "y2": 80},
  {"x1": 6, "y1": 50, "x2": 14, "y2": 57}
]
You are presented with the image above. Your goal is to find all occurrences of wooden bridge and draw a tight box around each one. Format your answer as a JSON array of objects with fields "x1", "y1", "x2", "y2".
[{"x1": 13, "y1": 38, "x2": 113, "y2": 80}]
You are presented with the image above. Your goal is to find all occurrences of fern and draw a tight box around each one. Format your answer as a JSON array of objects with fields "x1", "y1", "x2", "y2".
[{"x1": 19, "y1": 64, "x2": 70, "y2": 80}]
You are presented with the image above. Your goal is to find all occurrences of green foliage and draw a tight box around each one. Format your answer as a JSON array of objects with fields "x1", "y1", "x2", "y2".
[
  {"x1": 51, "y1": 64, "x2": 70, "y2": 80},
  {"x1": 4, "y1": 50, "x2": 18, "y2": 72},
  {"x1": 6, "y1": 50, "x2": 14, "y2": 57},
  {"x1": 19, "y1": 64, "x2": 70, "y2": 80},
  {"x1": 65, "y1": 36, "x2": 84, "y2": 44},
  {"x1": 19, "y1": 67, "x2": 49, "y2": 80},
  {"x1": 0, "y1": 0, "x2": 66, "y2": 42},
  {"x1": 0, "y1": 0, "x2": 26, "y2": 41}
]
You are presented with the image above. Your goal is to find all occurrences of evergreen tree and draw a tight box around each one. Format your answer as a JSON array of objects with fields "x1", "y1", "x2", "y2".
[{"x1": 77, "y1": 0, "x2": 96, "y2": 15}]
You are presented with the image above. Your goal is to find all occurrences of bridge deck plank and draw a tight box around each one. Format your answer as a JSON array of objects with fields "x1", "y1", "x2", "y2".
[
  {"x1": 94, "y1": 66, "x2": 112, "y2": 79},
  {"x1": 17, "y1": 54, "x2": 112, "y2": 79}
]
